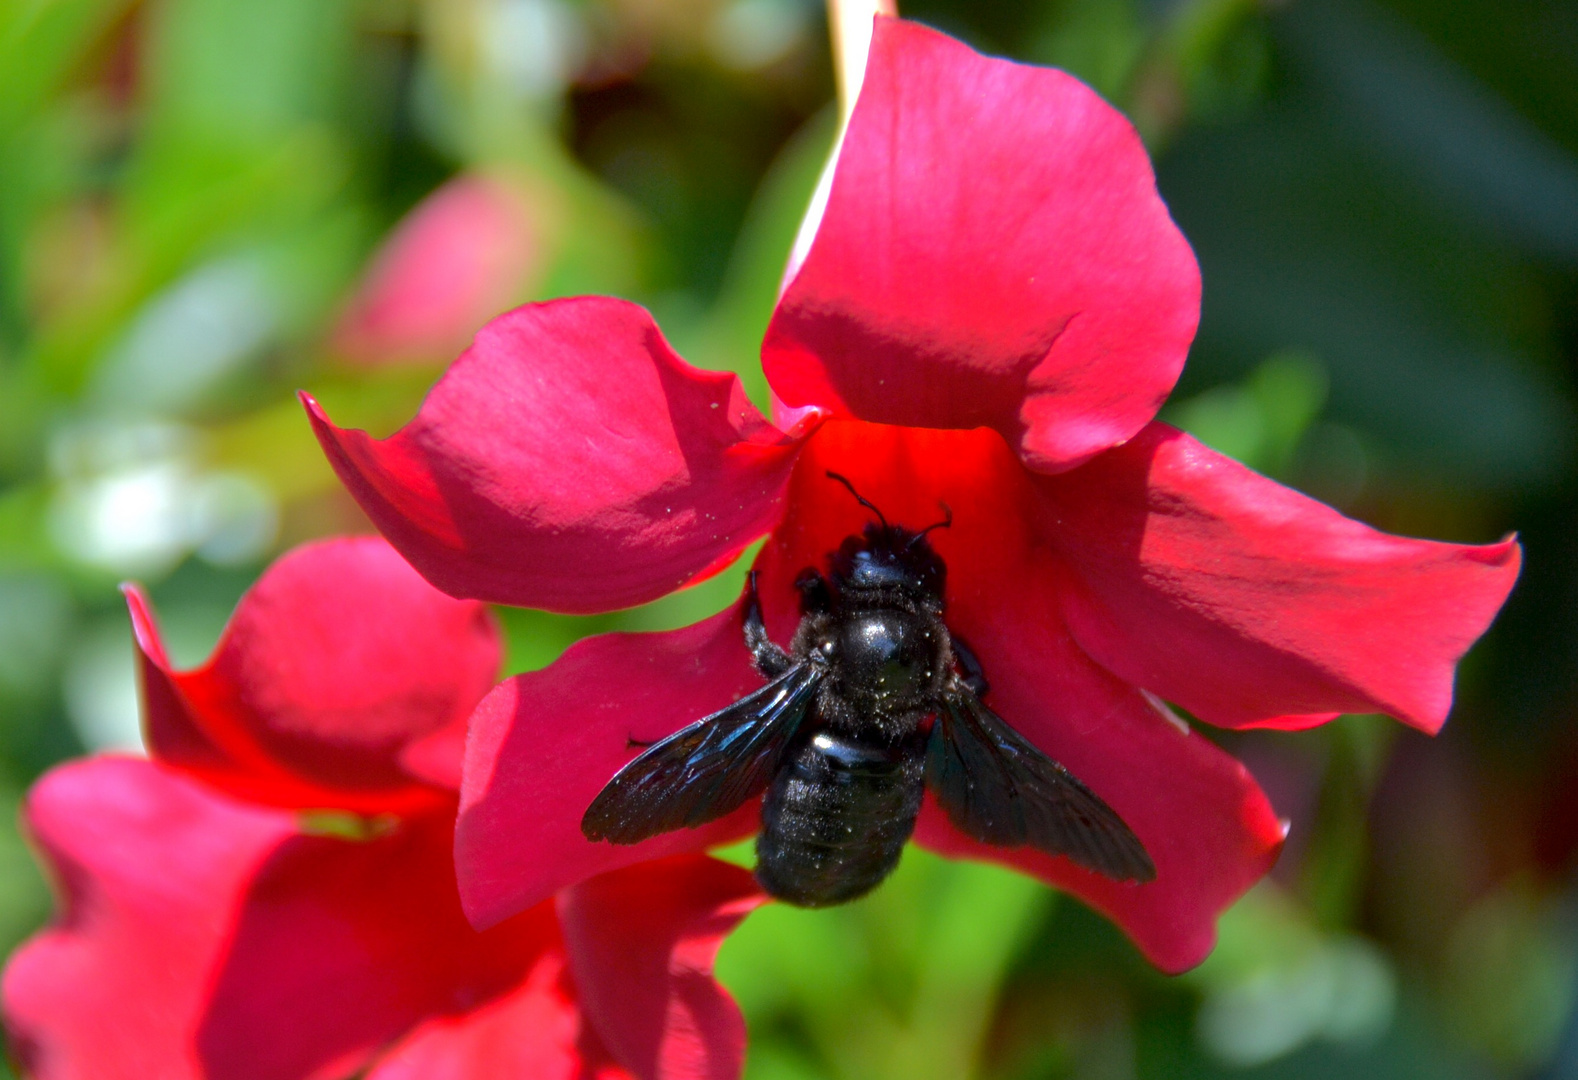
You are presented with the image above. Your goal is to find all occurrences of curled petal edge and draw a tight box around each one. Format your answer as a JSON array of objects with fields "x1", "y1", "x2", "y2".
[{"x1": 306, "y1": 297, "x2": 818, "y2": 613}]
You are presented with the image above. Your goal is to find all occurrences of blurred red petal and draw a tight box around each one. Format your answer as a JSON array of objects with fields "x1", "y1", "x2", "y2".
[
  {"x1": 4, "y1": 759, "x2": 753, "y2": 1080},
  {"x1": 559, "y1": 856, "x2": 764, "y2": 1080},
  {"x1": 764, "y1": 18, "x2": 1199, "y2": 474},
  {"x1": 332, "y1": 173, "x2": 542, "y2": 368},
  {"x1": 126, "y1": 537, "x2": 500, "y2": 809},
  {"x1": 364, "y1": 952, "x2": 598, "y2": 1080},
  {"x1": 457, "y1": 609, "x2": 763, "y2": 929},
  {"x1": 1, "y1": 757, "x2": 298, "y2": 1080},
  {"x1": 194, "y1": 818, "x2": 553, "y2": 1080},
  {"x1": 5, "y1": 759, "x2": 542, "y2": 1080},
  {"x1": 307, "y1": 297, "x2": 811, "y2": 613},
  {"x1": 125, "y1": 585, "x2": 235, "y2": 775},
  {"x1": 1039, "y1": 424, "x2": 1522, "y2": 732}
]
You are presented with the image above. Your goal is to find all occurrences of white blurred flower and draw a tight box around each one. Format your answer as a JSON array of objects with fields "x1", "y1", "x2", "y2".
[{"x1": 47, "y1": 421, "x2": 278, "y2": 577}]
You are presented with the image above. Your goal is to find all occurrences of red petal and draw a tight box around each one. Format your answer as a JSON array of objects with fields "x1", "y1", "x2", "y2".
[
  {"x1": 193, "y1": 816, "x2": 551, "y2": 1080},
  {"x1": 456, "y1": 609, "x2": 763, "y2": 929},
  {"x1": 909, "y1": 644, "x2": 1283, "y2": 975},
  {"x1": 307, "y1": 297, "x2": 812, "y2": 613},
  {"x1": 5, "y1": 760, "x2": 739, "y2": 1080},
  {"x1": 559, "y1": 856, "x2": 763, "y2": 1080},
  {"x1": 1038, "y1": 424, "x2": 1522, "y2": 733},
  {"x1": 1, "y1": 757, "x2": 298, "y2": 1080},
  {"x1": 125, "y1": 586, "x2": 234, "y2": 775},
  {"x1": 4, "y1": 757, "x2": 545, "y2": 1080},
  {"x1": 747, "y1": 421, "x2": 1042, "y2": 646},
  {"x1": 126, "y1": 537, "x2": 500, "y2": 810},
  {"x1": 764, "y1": 18, "x2": 1199, "y2": 474},
  {"x1": 752, "y1": 421, "x2": 1281, "y2": 972},
  {"x1": 331, "y1": 173, "x2": 542, "y2": 368},
  {"x1": 365, "y1": 951, "x2": 595, "y2": 1080}
]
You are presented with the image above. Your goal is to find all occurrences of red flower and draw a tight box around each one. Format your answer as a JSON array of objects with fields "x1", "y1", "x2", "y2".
[
  {"x1": 302, "y1": 20, "x2": 1519, "y2": 972},
  {"x1": 3, "y1": 538, "x2": 762, "y2": 1080},
  {"x1": 124, "y1": 536, "x2": 500, "y2": 814}
]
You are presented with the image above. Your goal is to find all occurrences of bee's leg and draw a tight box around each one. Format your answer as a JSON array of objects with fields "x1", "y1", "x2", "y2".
[
  {"x1": 951, "y1": 635, "x2": 990, "y2": 697},
  {"x1": 794, "y1": 568, "x2": 833, "y2": 614},
  {"x1": 744, "y1": 571, "x2": 793, "y2": 678}
]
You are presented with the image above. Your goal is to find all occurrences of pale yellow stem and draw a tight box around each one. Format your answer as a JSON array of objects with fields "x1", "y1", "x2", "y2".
[
  {"x1": 783, "y1": 0, "x2": 898, "y2": 289},
  {"x1": 828, "y1": 0, "x2": 898, "y2": 126}
]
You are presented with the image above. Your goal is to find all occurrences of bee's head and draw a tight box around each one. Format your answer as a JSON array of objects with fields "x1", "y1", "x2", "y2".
[
  {"x1": 823, "y1": 472, "x2": 949, "y2": 602},
  {"x1": 831, "y1": 524, "x2": 947, "y2": 600}
]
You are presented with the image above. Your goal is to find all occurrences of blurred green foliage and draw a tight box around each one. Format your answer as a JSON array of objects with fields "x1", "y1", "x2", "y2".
[{"x1": 1, "y1": 0, "x2": 1575, "y2": 1077}]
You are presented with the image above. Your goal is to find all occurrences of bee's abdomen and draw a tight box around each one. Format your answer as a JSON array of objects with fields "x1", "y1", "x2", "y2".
[{"x1": 755, "y1": 729, "x2": 925, "y2": 907}]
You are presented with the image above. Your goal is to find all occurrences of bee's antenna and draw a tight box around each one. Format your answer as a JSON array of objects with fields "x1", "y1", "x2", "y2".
[
  {"x1": 908, "y1": 502, "x2": 953, "y2": 547},
  {"x1": 825, "y1": 471, "x2": 890, "y2": 531}
]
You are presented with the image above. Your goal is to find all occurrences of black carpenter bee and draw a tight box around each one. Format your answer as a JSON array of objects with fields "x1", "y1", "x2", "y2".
[{"x1": 582, "y1": 472, "x2": 1155, "y2": 906}]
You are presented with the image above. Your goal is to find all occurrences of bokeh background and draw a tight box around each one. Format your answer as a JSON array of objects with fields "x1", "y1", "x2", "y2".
[{"x1": 1, "y1": 0, "x2": 1575, "y2": 1076}]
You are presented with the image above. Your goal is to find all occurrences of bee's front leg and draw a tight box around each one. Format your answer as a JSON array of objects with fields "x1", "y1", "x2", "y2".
[{"x1": 743, "y1": 570, "x2": 793, "y2": 678}]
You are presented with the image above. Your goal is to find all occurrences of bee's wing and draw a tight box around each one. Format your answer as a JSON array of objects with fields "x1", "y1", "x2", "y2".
[
  {"x1": 927, "y1": 692, "x2": 1155, "y2": 882},
  {"x1": 581, "y1": 663, "x2": 822, "y2": 844}
]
